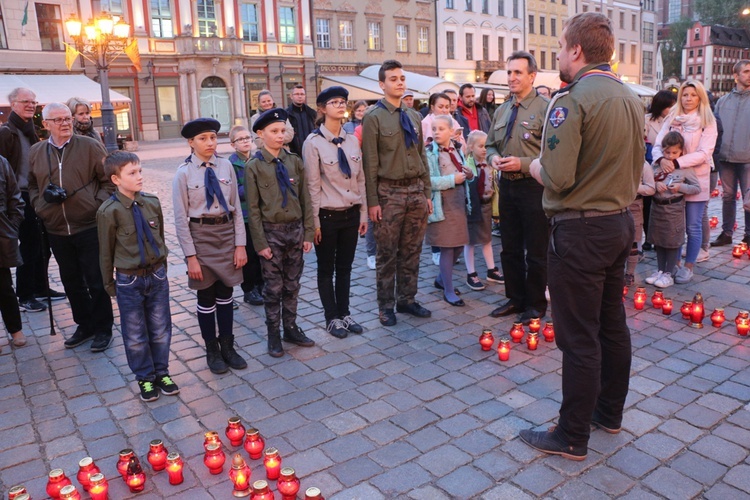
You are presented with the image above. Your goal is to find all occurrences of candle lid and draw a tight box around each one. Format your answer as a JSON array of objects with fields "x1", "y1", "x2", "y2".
[
  {"x1": 228, "y1": 416, "x2": 242, "y2": 424},
  {"x1": 499, "y1": 337, "x2": 510, "y2": 343},
  {"x1": 206, "y1": 442, "x2": 221, "y2": 452},
  {"x1": 150, "y1": 439, "x2": 164, "y2": 447},
  {"x1": 232, "y1": 454, "x2": 246, "y2": 468},
  {"x1": 280, "y1": 467, "x2": 296, "y2": 477},
  {"x1": 49, "y1": 468, "x2": 65, "y2": 479},
  {"x1": 15, "y1": 495, "x2": 30, "y2": 500},
  {"x1": 79, "y1": 456, "x2": 94, "y2": 467},
  {"x1": 246, "y1": 427, "x2": 260, "y2": 436},
  {"x1": 89, "y1": 473, "x2": 105, "y2": 484},
  {"x1": 59, "y1": 485, "x2": 78, "y2": 498},
  {"x1": 264, "y1": 447, "x2": 279, "y2": 456},
  {"x1": 8, "y1": 486, "x2": 27, "y2": 495},
  {"x1": 306, "y1": 487, "x2": 322, "y2": 496},
  {"x1": 253, "y1": 480, "x2": 270, "y2": 491},
  {"x1": 167, "y1": 452, "x2": 181, "y2": 461},
  {"x1": 119, "y1": 448, "x2": 134, "y2": 457}
]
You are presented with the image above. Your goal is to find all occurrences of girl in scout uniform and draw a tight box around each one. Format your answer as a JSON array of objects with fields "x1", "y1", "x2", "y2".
[
  {"x1": 302, "y1": 86, "x2": 368, "y2": 340},
  {"x1": 172, "y1": 118, "x2": 248, "y2": 374}
]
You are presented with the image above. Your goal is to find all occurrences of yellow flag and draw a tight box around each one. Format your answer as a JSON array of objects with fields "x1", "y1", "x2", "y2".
[
  {"x1": 64, "y1": 43, "x2": 80, "y2": 71},
  {"x1": 124, "y1": 39, "x2": 142, "y2": 72}
]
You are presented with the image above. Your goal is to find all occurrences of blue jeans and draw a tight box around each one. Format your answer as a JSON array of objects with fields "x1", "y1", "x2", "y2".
[
  {"x1": 116, "y1": 266, "x2": 172, "y2": 381},
  {"x1": 685, "y1": 201, "x2": 706, "y2": 264},
  {"x1": 719, "y1": 161, "x2": 750, "y2": 237}
]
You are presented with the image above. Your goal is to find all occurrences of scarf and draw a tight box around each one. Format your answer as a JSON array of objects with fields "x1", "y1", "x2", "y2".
[
  {"x1": 110, "y1": 193, "x2": 161, "y2": 266},
  {"x1": 254, "y1": 151, "x2": 297, "y2": 208},
  {"x1": 203, "y1": 163, "x2": 231, "y2": 215},
  {"x1": 670, "y1": 111, "x2": 702, "y2": 135},
  {"x1": 376, "y1": 101, "x2": 418, "y2": 149},
  {"x1": 8, "y1": 111, "x2": 38, "y2": 143},
  {"x1": 74, "y1": 120, "x2": 102, "y2": 141},
  {"x1": 314, "y1": 129, "x2": 351, "y2": 177}
]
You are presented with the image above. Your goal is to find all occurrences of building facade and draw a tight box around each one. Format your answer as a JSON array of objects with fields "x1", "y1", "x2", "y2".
[
  {"x1": 682, "y1": 22, "x2": 750, "y2": 95},
  {"x1": 435, "y1": 0, "x2": 522, "y2": 84},
  {"x1": 525, "y1": 0, "x2": 568, "y2": 74},
  {"x1": 312, "y1": 0, "x2": 437, "y2": 82},
  {"x1": 0, "y1": 0, "x2": 316, "y2": 141}
]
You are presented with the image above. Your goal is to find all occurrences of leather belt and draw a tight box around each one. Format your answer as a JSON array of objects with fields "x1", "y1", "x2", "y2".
[
  {"x1": 550, "y1": 208, "x2": 628, "y2": 225},
  {"x1": 189, "y1": 214, "x2": 233, "y2": 225},
  {"x1": 117, "y1": 263, "x2": 164, "y2": 277},
  {"x1": 653, "y1": 196, "x2": 684, "y2": 206},
  {"x1": 379, "y1": 177, "x2": 420, "y2": 187},
  {"x1": 501, "y1": 172, "x2": 532, "y2": 181}
]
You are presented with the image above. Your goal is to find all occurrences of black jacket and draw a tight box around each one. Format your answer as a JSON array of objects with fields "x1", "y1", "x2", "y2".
[
  {"x1": 0, "y1": 122, "x2": 24, "y2": 179},
  {"x1": 286, "y1": 103, "x2": 317, "y2": 156},
  {"x1": 0, "y1": 155, "x2": 24, "y2": 268}
]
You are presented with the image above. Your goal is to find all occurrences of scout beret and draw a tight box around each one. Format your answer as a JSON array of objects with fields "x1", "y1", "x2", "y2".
[
  {"x1": 252, "y1": 108, "x2": 288, "y2": 132},
  {"x1": 181, "y1": 118, "x2": 221, "y2": 138},
  {"x1": 316, "y1": 86, "x2": 349, "y2": 106}
]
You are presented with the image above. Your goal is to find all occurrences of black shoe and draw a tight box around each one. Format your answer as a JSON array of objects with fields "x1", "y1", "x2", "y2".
[
  {"x1": 591, "y1": 412, "x2": 622, "y2": 434},
  {"x1": 519, "y1": 309, "x2": 543, "y2": 325},
  {"x1": 396, "y1": 302, "x2": 431, "y2": 318},
  {"x1": 642, "y1": 242, "x2": 653, "y2": 251},
  {"x1": 35, "y1": 289, "x2": 67, "y2": 301},
  {"x1": 218, "y1": 335, "x2": 248, "y2": 369},
  {"x1": 137, "y1": 380, "x2": 160, "y2": 402},
  {"x1": 326, "y1": 319, "x2": 348, "y2": 339},
  {"x1": 443, "y1": 295, "x2": 465, "y2": 307},
  {"x1": 283, "y1": 325, "x2": 315, "y2": 347},
  {"x1": 466, "y1": 273, "x2": 486, "y2": 291},
  {"x1": 90, "y1": 332, "x2": 113, "y2": 352},
  {"x1": 379, "y1": 309, "x2": 397, "y2": 326},
  {"x1": 232, "y1": 300, "x2": 240, "y2": 310},
  {"x1": 19, "y1": 298, "x2": 47, "y2": 312},
  {"x1": 519, "y1": 427, "x2": 587, "y2": 461},
  {"x1": 490, "y1": 302, "x2": 523, "y2": 318},
  {"x1": 243, "y1": 289, "x2": 264, "y2": 306},
  {"x1": 340, "y1": 315, "x2": 363, "y2": 334},
  {"x1": 711, "y1": 232, "x2": 733, "y2": 247},
  {"x1": 486, "y1": 267, "x2": 505, "y2": 284},
  {"x1": 64, "y1": 327, "x2": 95, "y2": 349},
  {"x1": 206, "y1": 338, "x2": 229, "y2": 374},
  {"x1": 154, "y1": 374, "x2": 180, "y2": 396},
  {"x1": 743, "y1": 235, "x2": 750, "y2": 245},
  {"x1": 267, "y1": 328, "x2": 284, "y2": 358},
  {"x1": 433, "y1": 280, "x2": 461, "y2": 295}
]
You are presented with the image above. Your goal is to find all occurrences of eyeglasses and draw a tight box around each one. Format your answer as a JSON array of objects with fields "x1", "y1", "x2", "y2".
[
  {"x1": 232, "y1": 137, "x2": 252, "y2": 143},
  {"x1": 46, "y1": 117, "x2": 73, "y2": 125},
  {"x1": 326, "y1": 100, "x2": 347, "y2": 108},
  {"x1": 15, "y1": 100, "x2": 38, "y2": 107}
]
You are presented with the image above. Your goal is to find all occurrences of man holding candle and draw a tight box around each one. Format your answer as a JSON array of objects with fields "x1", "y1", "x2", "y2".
[{"x1": 519, "y1": 12, "x2": 644, "y2": 461}]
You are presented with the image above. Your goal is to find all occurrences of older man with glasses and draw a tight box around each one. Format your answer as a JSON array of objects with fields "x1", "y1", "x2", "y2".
[
  {"x1": 0, "y1": 88, "x2": 67, "y2": 313},
  {"x1": 28, "y1": 102, "x2": 115, "y2": 352}
]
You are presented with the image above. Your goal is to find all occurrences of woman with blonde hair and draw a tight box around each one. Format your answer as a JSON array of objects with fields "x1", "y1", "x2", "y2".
[
  {"x1": 66, "y1": 97, "x2": 103, "y2": 143},
  {"x1": 651, "y1": 80, "x2": 717, "y2": 284}
]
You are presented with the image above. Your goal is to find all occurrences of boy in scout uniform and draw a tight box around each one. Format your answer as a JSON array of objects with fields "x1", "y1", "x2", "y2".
[
  {"x1": 97, "y1": 151, "x2": 178, "y2": 402},
  {"x1": 245, "y1": 108, "x2": 316, "y2": 357},
  {"x1": 362, "y1": 59, "x2": 433, "y2": 326},
  {"x1": 520, "y1": 13, "x2": 644, "y2": 461},
  {"x1": 486, "y1": 51, "x2": 550, "y2": 323}
]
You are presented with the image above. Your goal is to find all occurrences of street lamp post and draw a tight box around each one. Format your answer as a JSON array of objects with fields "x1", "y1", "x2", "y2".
[{"x1": 65, "y1": 12, "x2": 131, "y2": 153}]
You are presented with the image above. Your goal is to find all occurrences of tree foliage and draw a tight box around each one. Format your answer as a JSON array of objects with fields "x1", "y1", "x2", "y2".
[
  {"x1": 661, "y1": 17, "x2": 693, "y2": 79},
  {"x1": 694, "y1": 0, "x2": 750, "y2": 28}
]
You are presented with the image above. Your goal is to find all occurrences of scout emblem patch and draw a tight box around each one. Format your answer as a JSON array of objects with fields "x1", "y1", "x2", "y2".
[
  {"x1": 148, "y1": 220, "x2": 156, "y2": 228},
  {"x1": 523, "y1": 133, "x2": 531, "y2": 140},
  {"x1": 547, "y1": 135, "x2": 560, "y2": 150},
  {"x1": 549, "y1": 107, "x2": 568, "y2": 128}
]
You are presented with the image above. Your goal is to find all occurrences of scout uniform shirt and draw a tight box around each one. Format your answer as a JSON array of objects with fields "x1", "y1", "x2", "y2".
[
  {"x1": 536, "y1": 63, "x2": 645, "y2": 216},
  {"x1": 486, "y1": 90, "x2": 549, "y2": 171},
  {"x1": 97, "y1": 190, "x2": 168, "y2": 296},
  {"x1": 244, "y1": 147, "x2": 315, "y2": 251},
  {"x1": 361, "y1": 99, "x2": 431, "y2": 208},
  {"x1": 301, "y1": 125, "x2": 367, "y2": 230}
]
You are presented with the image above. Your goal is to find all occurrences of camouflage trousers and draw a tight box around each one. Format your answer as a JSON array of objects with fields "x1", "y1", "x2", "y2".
[
  {"x1": 259, "y1": 220, "x2": 305, "y2": 330},
  {"x1": 374, "y1": 179, "x2": 429, "y2": 310}
]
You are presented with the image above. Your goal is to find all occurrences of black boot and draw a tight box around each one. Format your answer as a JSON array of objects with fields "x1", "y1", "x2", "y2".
[
  {"x1": 218, "y1": 335, "x2": 248, "y2": 370},
  {"x1": 205, "y1": 338, "x2": 229, "y2": 374},
  {"x1": 283, "y1": 325, "x2": 315, "y2": 347},
  {"x1": 267, "y1": 325, "x2": 284, "y2": 358}
]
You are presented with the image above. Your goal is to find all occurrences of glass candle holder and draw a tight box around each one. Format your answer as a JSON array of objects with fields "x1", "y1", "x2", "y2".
[
  {"x1": 479, "y1": 329, "x2": 494, "y2": 351},
  {"x1": 77, "y1": 457, "x2": 101, "y2": 491},
  {"x1": 204, "y1": 443, "x2": 226, "y2": 475},
  {"x1": 147, "y1": 439, "x2": 169, "y2": 472},
  {"x1": 732, "y1": 244, "x2": 744, "y2": 258},
  {"x1": 250, "y1": 480, "x2": 275, "y2": 500},
  {"x1": 263, "y1": 447, "x2": 282, "y2": 480},
  {"x1": 497, "y1": 338, "x2": 510, "y2": 361},
  {"x1": 59, "y1": 484, "x2": 81, "y2": 500},
  {"x1": 662, "y1": 298, "x2": 673, "y2": 315},
  {"x1": 526, "y1": 332, "x2": 539, "y2": 351},
  {"x1": 8, "y1": 485, "x2": 28, "y2": 500},
  {"x1": 278, "y1": 467, "x2": 301, "y2": 500},
  {"x1": 651, "y1": 290, "x2": 664, "y2": 309},
  {"x1": 304, "y1": 487, "x2": 325, "y2": 500},
  {"x1": 737, "y1": 317, "x2": 750, "y2": 337},
  {"x1": 709, "y1": 216, "x2": 718, "y2": 228},
  {"x1": 509, "y1": 322, "x2": 524, "y2": 343},
  {"x1": 710, "y1": 308, "x2": 725, "y2": 328},
  {"x1": 116, "y1": 449, "x2": 135, "y2": 479},
  {"x1": 88, "y1": 473, "x2": 109, "y2": 500},
  {"x1": 125, "y1": 457, "x2": 146, "y2": 493},
  {"x1": 46, "y1": 469, "x2": 73, "y2": 499},
  {"x1": 166, "y1": 452, "x2": 184, "y2": 485},
  {"x1": 542, "y1": 322, "x2": 554, "y2": 342},
  {"x1": 622, "y1": 285, "x2": 628, "y2": 302},
  {"x1": 689, "y1": 293, "x2": 705, "y2": 328},
  {"x1": 229, "y1": 454, "x2": 252, "y2": 497},
  {"x1": 633, "y1": 287, "x2": 646, "y2": 310},
  {"x1": 680, "y1": 301, "x2": 692, "y2": 320},
  {"x1": 226, "y1": 417, "x2": 246, "y2": 447},
  {"x1": 204, "y1": 430, "x2": 223, "y2": 452},
  {"x1": 528, "y1": 318, "x2": 541, "y2": 334},
  {"x1": 244, "y1": 428, "x2": 265, "y2": 460}
]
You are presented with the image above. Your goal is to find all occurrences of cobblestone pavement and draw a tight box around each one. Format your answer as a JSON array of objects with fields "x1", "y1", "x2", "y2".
[{"x1": 1, "y1": 140, "x2": 750, "y2": 499}]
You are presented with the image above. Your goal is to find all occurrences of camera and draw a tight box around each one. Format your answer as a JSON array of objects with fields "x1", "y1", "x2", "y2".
[{"x1": 43, "y1": 183, "x2": 68, "y2": 204}]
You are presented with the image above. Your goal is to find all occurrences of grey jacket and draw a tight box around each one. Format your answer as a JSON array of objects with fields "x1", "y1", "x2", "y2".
[{"x1": 715, "y1": 88, "x2": 750, "y2": 163}]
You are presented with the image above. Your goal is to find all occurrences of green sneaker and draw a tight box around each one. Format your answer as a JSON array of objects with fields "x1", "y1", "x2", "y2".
[
  {"x1": 154, "y1": 375, "x2": 180, "y2": 396},
  {"x1": 138, "y1": 380, "x2": 160, "y2": 402}
]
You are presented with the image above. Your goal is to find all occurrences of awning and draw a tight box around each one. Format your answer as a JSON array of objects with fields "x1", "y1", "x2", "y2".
[
  {"x1": 321, "y1": 75, "x2": 428, "y2": 101},
  {"x1": 488, "y1": 69, "x2": 562, "y2": 91},
  {"x1": 0, "y1": 74, "x2": 132, "y2": 107},
  {"x1": 627, "y1": 82, "x2": 658, "y2": 97},
  {"x1": 359, "y1": 65, "x2": 459, "y2": 95}
]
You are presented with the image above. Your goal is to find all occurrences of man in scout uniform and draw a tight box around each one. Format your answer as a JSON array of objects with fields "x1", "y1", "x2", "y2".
[
  {"x1": 362, "y1": 59, "x2": 433, "y2": 326},
  {"x1": 487, "y1": 51, "x2": 549, "y2": 323},
  {"x1": 245, "y1": 108, "x2": 316, "y2": 357},
  {"x1": 518, "y1": 13, "x2": 644, "y2": 461}
]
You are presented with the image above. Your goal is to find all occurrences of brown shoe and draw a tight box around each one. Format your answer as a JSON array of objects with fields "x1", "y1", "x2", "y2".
[{"x1": 10, "y1": 331, "x2": 26, "y2": 347}]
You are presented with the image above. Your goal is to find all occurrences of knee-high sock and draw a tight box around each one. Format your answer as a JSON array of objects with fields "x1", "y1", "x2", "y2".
[
  {"x1": 215, "y1": 296, "x2": 234, "y2": 338},
  {"x1": 440, "y1": 247, "x2": 459, "y2": 302},
  {"x1": 464, "y1": 245, "x2": 476, "y2": 274},
  {"x1": 481, "y1": 242, "x2": 496, "y2": 270},
  {"x1": 197, "y1": 303, "x2": 217, "y2": 342}
]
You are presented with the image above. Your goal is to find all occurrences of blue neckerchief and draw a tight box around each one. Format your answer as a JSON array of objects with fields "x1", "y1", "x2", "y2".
[
  {"x1": 110, "y1": 192, "x2": 160, "y2": 267},
  {"x1": 203, "y1": 163, "x2": 231, "y2": 215},
  {"x1": 376, "y1": 101, "x2": 418, "y2": 149},
  {"x1": 254, "y1": 151, "x2": 297, "y2": 208},
  {"x1": 314, "y1": 129, "x2": 351, "y2": 177}
]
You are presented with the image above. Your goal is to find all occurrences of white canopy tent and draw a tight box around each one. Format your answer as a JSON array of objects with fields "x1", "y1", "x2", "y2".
[
  {"x1": 488, "y1": 69, "x2": 562, "y2": 91},
  {"x1": 0, "y1": 74, "x2": 131, "y2": 111},
  {"x1": 321, "y1": 75, "x2": 428, "y2": 101},
  {"x1": 626, "y1": 82, "x2": 658, "y2": 97},
  {"x1": 359, "y1": 65, "x2": 459, "y2": 95}
]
